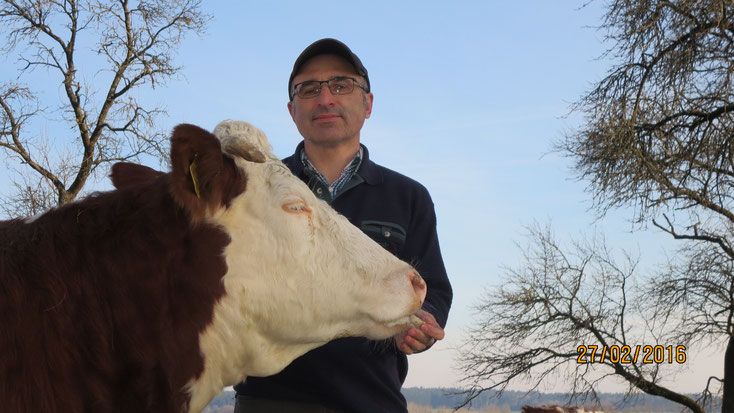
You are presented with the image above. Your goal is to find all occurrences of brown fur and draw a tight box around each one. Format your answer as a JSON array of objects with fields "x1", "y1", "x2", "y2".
[
  {"x1": 0, "y1": 124, "x2": 245, "y2": 413},
  {"x1": 169, "y1": 123, "x2": 247, "y2": 221}
]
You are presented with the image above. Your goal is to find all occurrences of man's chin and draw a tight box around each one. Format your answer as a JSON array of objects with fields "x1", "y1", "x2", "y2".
[{"x1": 305, "y1": 134, "x2": 358, "y2": 148}]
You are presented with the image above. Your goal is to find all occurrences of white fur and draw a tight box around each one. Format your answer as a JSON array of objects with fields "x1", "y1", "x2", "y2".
[{"x1": 185, "y1": 121, "x2": 425, "y2": 413}]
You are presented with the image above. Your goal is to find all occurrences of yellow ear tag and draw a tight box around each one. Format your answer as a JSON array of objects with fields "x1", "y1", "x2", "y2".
[{"x1": 189, "y1": 155, "x2": 201, "y2": 199}]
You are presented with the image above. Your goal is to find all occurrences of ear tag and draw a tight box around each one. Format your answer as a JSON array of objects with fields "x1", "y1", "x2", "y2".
[{"x1": 189, "y1": 155, "x2": 201, "y2": 199}]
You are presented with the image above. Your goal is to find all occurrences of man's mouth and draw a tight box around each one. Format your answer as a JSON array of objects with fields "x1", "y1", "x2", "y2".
[{"x1": 313, "y1": 113, "x2": 341, "y2": 122}]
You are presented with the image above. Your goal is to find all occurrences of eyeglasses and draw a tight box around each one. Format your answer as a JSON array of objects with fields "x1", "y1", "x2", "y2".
[{"x1": 292, "y1": 76, "x2": 367, "y2": 100}]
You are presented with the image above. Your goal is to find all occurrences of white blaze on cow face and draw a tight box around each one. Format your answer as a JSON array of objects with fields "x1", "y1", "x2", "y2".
[
  {"x1": 186, "y1": 121, "x2": 426, "y2": 413},
  {"x1": 220, "y1": 160, "x2": 423, "y2": 341}
]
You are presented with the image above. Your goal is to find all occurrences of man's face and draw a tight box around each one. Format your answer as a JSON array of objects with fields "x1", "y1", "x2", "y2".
[{"x1": 288, "y1": 54, "x2": 373, "y2": 148}]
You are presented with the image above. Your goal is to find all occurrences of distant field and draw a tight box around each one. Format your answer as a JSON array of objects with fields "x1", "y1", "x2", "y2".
[{"x1": 202, "y1": 388, "x2": 698, "y2": 412}]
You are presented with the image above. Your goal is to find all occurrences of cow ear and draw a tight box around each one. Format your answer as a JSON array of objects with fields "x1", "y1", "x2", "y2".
[
  {"x1": 110, "y1": 162, "x2": 164, "y2": 190},
  {"x1": 169, "y1": 124, "x2": 246, "y2": 220},
  {"x1": 221, "y1": 137, "x2": 266, "y2": 163}
]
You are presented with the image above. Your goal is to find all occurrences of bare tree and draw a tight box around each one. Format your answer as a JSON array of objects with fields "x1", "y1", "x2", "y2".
[
  {"x1": 0, "y1": 0, "x2": 208, "y2": 216},
  {"x1": 460, "y1": 0, "x2": 733, "y2": 412},
  {"x1": 458, "y1": 225, "x2": 718, "y2": 413}
]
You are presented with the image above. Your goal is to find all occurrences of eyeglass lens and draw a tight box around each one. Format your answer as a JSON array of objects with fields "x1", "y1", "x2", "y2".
[{"x1": 296, "y1": 77, "x2": 356, "y2": 98}]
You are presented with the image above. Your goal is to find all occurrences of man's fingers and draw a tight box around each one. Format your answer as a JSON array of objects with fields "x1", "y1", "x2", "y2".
[
  {"x1": 402, "y1": 334, "x2": 434, "y2": 354},
  {"x1": 414, "y1": 309, "x2": 435, "y2": 325},
  {"x1": 421, "y1": 323, "x2": 445, "y2": 340},
  {"x1": 397, "y1": 310, "x2": 445, "y2": 354}
]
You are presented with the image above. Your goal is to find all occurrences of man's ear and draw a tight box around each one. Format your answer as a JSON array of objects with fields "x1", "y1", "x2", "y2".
[
  {"x1": 287, "y1": 100, "x2": 296, "y2": 121},
  {"x1": 364, "y1": 92, "x2": 374, "y2": 119}
]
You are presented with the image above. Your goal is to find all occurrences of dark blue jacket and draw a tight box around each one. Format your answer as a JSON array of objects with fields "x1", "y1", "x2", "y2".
[{"x1": 235, "y1": 142, "x2": 453, "y2": 413}]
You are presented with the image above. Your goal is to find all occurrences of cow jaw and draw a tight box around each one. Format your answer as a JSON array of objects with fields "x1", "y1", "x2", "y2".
[{"x1": 186, "y1": 306, "x2": 325, "y2": 413}]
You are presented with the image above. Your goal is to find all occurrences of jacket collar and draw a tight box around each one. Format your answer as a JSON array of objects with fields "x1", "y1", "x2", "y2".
[{"x1": 285, "y1": 141, "x2": 382, "y2": 185}]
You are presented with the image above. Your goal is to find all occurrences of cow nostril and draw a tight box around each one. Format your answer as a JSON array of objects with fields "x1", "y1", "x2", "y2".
[{"x1": 408, "y1": 271, "x2": 426, "y2": 301}]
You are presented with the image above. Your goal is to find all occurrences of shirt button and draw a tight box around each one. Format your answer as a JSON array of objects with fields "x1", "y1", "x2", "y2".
[
  {"x1": 316, "y1": 188, "x2": 323, "y2": 194},
  {"x1": 384, "y1": 231, "x2": 391, "y2": 238}
]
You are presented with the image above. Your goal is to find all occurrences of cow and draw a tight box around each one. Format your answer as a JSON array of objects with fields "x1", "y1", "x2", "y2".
[{"x1": 0, "y1": 120, "x2": 427, "y2": 413}]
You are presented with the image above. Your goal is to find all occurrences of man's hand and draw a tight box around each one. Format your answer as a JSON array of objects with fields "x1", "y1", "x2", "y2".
[{"x1": 394, "y1": 309, "x2": 445, "y2": 355}]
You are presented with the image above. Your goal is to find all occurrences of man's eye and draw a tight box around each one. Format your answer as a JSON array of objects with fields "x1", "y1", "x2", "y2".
[
  {"x1": 330, "y1": 80, "x2": 350, "y2": 93},
  {"x1": 299, "y1": 83, "x2": 319, "y2": 95}
]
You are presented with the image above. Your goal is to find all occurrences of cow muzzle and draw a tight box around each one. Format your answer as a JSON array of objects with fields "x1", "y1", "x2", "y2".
[{"x1": 408, "y1": 271, "x2": 427, "y2": 308}]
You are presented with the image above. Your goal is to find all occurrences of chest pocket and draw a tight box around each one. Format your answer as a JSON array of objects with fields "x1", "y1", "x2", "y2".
[{"x1": 360, "y1": 220, "x2": 407, "y2": 256}]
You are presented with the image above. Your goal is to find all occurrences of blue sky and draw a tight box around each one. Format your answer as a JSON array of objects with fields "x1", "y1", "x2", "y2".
[{"x1": 0, "y1": 0, "x2": 722, "y2": 394}]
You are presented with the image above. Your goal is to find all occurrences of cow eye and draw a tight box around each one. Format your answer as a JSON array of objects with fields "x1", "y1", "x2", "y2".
[{"x1": 282, "y1": 201, "x2": 312, "y2": 214}]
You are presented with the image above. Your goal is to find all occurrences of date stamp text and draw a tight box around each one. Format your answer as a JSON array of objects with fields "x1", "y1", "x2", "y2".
[{"x1": 577, "y1": 345, "x2": 686, "y2": 364}]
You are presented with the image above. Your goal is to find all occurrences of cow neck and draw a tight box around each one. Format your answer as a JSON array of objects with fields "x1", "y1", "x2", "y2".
[{"x1": 2, "y1": 173, "x2": 231, "y2": 413}]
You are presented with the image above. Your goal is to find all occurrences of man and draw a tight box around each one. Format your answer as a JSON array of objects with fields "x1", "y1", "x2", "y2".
[{"x1": 233, "y1": 38, "x2": 453, "y2": 413}]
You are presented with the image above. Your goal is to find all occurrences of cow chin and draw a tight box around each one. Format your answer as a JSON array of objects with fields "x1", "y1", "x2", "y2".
[
  {"x1": 369, "y1": 306, "x2": 423, "y2": 337},
  {"x1": 364, "y1": 318, "x2": 415, "y2": 340},
  {"x1": 326, "y1": 315, "x2": 414, "y2": 343},
  {"x1": 358, "y1": 296, "x2": 425, "y2": 340}
]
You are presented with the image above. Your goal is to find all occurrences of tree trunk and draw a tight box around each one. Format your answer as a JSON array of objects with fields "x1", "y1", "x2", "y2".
[{"x1": 724, "y1": 335, "x2": 734, "y2": 413}]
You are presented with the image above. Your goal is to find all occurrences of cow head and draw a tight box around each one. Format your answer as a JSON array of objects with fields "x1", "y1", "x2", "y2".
[{"x1": 171, "y1": 121, "x2": 426, "y2": 411}]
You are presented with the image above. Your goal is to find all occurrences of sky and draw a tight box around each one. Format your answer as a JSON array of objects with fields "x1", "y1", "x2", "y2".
[{"x1": 0, "y1": 0, "x2": 724, "y2": 396}]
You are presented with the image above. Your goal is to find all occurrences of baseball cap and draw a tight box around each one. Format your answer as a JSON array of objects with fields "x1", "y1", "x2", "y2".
[{"x1": 288, "y1": 38, "x2": 370, "y2": 100}]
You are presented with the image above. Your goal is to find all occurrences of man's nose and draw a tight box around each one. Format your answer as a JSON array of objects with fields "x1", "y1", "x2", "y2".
[{"x1": 315, "y1": 85, "x2": 337, "y2": 105}]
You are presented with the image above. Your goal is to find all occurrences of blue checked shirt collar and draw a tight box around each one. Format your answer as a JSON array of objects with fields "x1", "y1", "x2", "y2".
[{"x1": 300, "y1": 147, "x2": 363, "y2": 200}]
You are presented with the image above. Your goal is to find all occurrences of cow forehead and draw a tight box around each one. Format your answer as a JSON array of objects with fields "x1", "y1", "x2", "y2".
[
  {"x1": 263, "y1": 163, "x2": 314, "y2": 198},
  {"x1": 211, "y1": 119, "x2": 331, "y2": 213}
]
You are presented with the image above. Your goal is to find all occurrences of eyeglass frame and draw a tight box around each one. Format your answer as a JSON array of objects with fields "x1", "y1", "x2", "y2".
[{"x1": 290, "y1": 76, "x2": 368, "y2": 101}]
